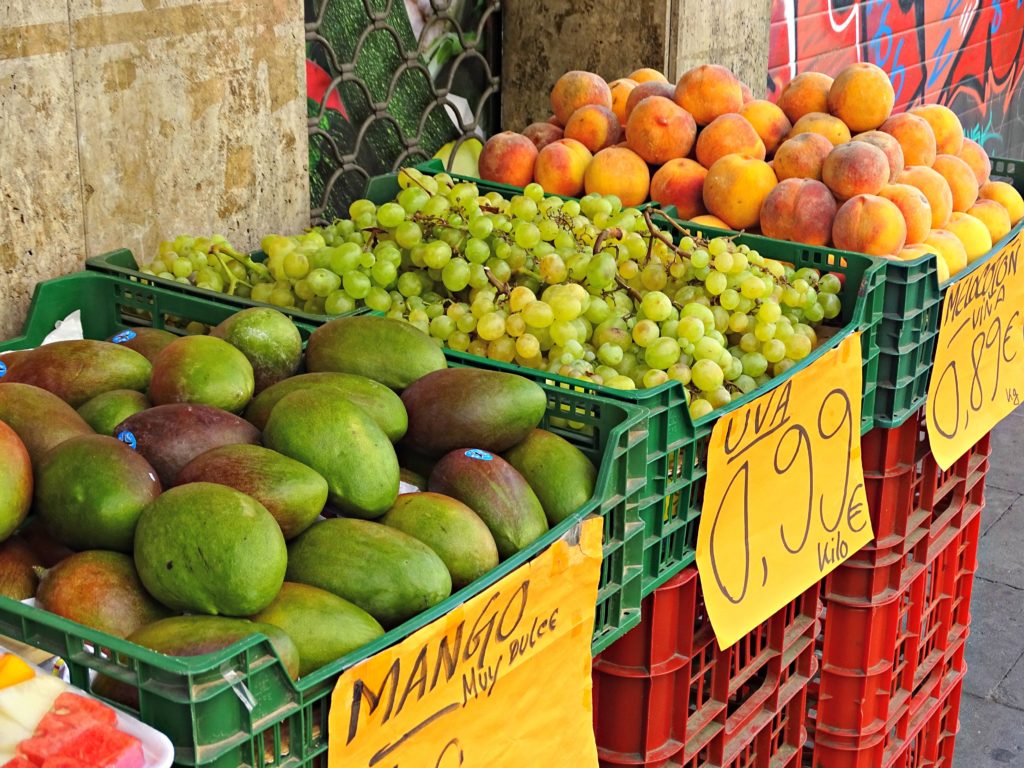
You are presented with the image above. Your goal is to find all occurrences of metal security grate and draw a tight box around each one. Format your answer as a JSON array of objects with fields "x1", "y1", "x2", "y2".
[{"x1": 305, "y1": 0, "x2": 501, "y2": 225}]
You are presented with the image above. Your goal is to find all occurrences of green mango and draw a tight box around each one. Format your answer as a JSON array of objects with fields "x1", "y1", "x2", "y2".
[
  {"x1": 504, "y1": 429, "x2": 597, "y2": 525},
  {"x1": 0, "y1": 421, "x2": 31, "y2": 542},
  {"x1": 149, "y1": 335, "x2": 254, "y2": 413},
  {"x1": 0, "y1": 383, "x2": 94, "y2": 465},
  {"x1": 77, "y1": 389, "x2": 150, "y2": 435},
  {"x1": 210, "y1": 308, "x2": 302, "y2": 394}
]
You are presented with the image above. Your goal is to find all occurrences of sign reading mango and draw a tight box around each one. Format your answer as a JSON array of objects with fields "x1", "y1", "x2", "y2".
[
  {"x1": 328, "y1": 518, "x2": 602, "y2": 768},
  {"x1": 697, "y1": 333, "x2": 872, "y2": 649},
  {"x1": 927, "y1": 230, "x2": 1024, "y2": 470}
]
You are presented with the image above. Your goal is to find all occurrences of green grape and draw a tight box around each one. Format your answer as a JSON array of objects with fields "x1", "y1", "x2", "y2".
[
  {"x1": 365, "y1": 287, "x2": 392, "y2": 312},
  {"x1": 691, "y1": 249, "x2": 710, "y2": 269},
  {"x1": 729, "y1": 312, "x2": 750, "y2": 333},
  {"x1": 430, "y1": 315, "x2": 456, "y2": 340},
  {"x1": 509, "y1": 286, "x2": 536, "y2": 312},
  {"x1": 719, "y1": 288, "x2": 740, "y2": 310},
  {"x1": 677, "y1": 316, "x2": 705, "y2": 343},
  {"x1": 550, "y1": 319, "x2": 578, "y2": 346},
  {"x1": 708, "y1": 386, "x2": 732, "y2": 408},
  {"x1": 465, "y1": 237, "x2": 490, "y2": 264},
  {"x1": 734, "y1": 374, "x2": 757, "y2": 394},
  {"x1": 819, "y1": 293, "x2": 841, "y2": 319},
  {"x1": 643, "y1": 369, "x2": 669, "y2": 388},
  {"x1": 641, "y1": 291, "x2": 673, "y2": 322},
  {"x1": 762, "y1": 339, "x2": 787, "y2": 363},
  {"x1": 456, "y1": 313, "x2": 477, "y2": 333},
  {"x1": 645, "y1": 337, "x2": 681, "y2": 369},
  {"x1": 641, "y1": 264, "x2": 667, "y2": 291},
  {"x1": 371, "y1": 261, "x2": 398, "y2": 287},
  {"x1": 605, "y1": 375, "x2": 637, "y2": 390},
  {"x1": 598, "y1": 342, "x2": 624, "y2": 366},
  {"x1": 250, "y1": 283, "x2": 274, "y2": 303},
  {"x1": 293, "y1": 279, "x2": 314, "y2": 301},
  {"x1": 693, "y1": 336, "x2": 723, "y2": 361},
  {"x1": 781, "y1": 285, "x2": 802, "y2": 307},
  {"x1": 421, "y1": 241, "x2": 452, "y2": 269},
  {"x1": 681, "y1": 302, "x2": 716, "y2": 331},
  {"x1": 668, "y1": 363, "x2": 691, "y2": 385},
  {"x1": 756, "y1": 301, "x2": 782, "y2": 323},
  {"x1": 283, "y1": 251, "x2": 309, "y2": 279},
  {"x1": 539, "y1": 254, "x2": 568, "y2": 283},
  {"x1": 397, "y1": 187, "x2": 429, "y2": 214},
  {"x1": 516, "y1": 333, "x2": 541, "y2": 359},
  {"x1": 741, "y1": 351, "x2": 768, "y2": 377},
  {"x1": 632, "y1": 320, "x2": 660, "y2": 347},
  {"x1": 488, "y1": 259, "x2": 512, "y2": 283},
  {"x1": 341, "y1": 271, "x2": 370, "y2": 300},
  {"x1": 172, "y1": 258, "x2": 193, "y2": 278},
  {"x1": 328, "y1": 243, "x2": 361, "y2": 274},
  {"x1": 785, "y1": 334, "x2": 812, "y2": 360},
  {"x1": 477, "y1": 312, "x2": 507, "y2": 341},
  {"x1": 376, "y1": 202, "x2": 405, "y2": 229},
  {"x1": 468, "y1": 215, "x2": 494, "y2": 239},
  {"x1": 689, "y1": 399, "x2": 713, "y2": 419},
  {"x1": 819, "y1": 273, "x2": 842, "y2": 294},
  {"x1": 488, "y1": 337, "x2": 517, "y2": 363},
  {"x1": 550, "y1": 293, "x2": 582, "y2": 322},
  {"x1": 804, "y1": 302, "x2": 826, "y2": 323},
  {"x1": 269, "y1": 286, "x2": 295, "y2": 308},
  {"x1": 397, "y1": 272, "x2": 422, "y2": 298},
  {"x1": 395, "y1": 221, "x2": 422, "y2": 249},
  {"x1": 441, "y1": 258, "x2": 471, "y2": 292},
  {"x1": 523, "y1": 183, "x2": 545, "y2": 202},
  {"x1": 691, "y1": 359, "x2": 725, "y2": 392},
  {"x1": 509, "y1": 197, "x2": 538, "y2": 221},
  {"x1": 754, "y1": 322, "x2": 776, "y2": 342},
  {"x1": 505, "y1": 313, "x2": 526, "y2": 337}
]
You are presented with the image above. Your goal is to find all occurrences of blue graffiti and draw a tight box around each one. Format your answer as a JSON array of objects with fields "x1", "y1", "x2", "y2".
[
  {"x1": 993, "y1": 1, "x2": 1003, "y2": 33},
  {"x1": 866, "y1": 0, "x2": 907, "y2": 103},
  {"x1": 928, "y1": 29, "x2": 955, "y2": 88},
  {"x1": 965, "y1": 116, "x2": 1004, "y2": 151}
]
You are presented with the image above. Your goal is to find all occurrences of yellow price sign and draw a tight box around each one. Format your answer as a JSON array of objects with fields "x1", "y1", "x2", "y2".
[
  {"x1": 927, "y1": 230, "x2": 1024, "y2": 470},
  {"x1": 328, "y1": 518, "x2": 602, "y2": 768},
  {"x1": 697, "y1": 333, "x2": 873, "y2": 648}
]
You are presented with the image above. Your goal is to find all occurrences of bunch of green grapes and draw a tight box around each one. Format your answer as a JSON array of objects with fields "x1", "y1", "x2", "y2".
[{"x1": 140, "y1": 236, "x2": 269, "y2": 297}]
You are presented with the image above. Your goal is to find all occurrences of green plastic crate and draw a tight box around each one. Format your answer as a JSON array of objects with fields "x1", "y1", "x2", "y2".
[{"x1": 0, "y1": 271, "x2": 649, "y2": 767}]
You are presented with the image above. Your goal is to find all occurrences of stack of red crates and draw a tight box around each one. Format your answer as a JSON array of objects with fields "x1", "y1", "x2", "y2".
[
  {"x1": 592, "y1": 567, "x2": 820, "y2": 767},
  {"x1": 805, "y1": 407, "x2": 989, "y2": 767}
]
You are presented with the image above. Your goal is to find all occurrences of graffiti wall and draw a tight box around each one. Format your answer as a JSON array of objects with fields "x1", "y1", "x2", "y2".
[{"x1": 768, "y1": 0, "x2": 1024, "y2": 158}]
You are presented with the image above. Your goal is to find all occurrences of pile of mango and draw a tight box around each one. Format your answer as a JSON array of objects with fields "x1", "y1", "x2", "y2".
[{"x1": 0, "y1": 310, "x2": 597, "y2": 681}]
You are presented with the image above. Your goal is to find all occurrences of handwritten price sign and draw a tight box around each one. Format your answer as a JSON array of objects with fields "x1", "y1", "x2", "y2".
[
  {"x1": 697, "y1": 333, "x2": 873, "y2": 648},
  {"x1": 927, "y1": 231, "x2": 1024, "y2": 470},
  {"x1": 328, "y1": 518, "x2": 602, "y2": 768}
]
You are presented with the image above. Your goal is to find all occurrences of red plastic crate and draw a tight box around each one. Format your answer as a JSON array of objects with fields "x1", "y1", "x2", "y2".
[{"x1": 593, "y1": 568, "x2": 820, "y2": 767}]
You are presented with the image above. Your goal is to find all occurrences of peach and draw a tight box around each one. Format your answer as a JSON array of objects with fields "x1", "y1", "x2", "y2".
[
  {"x1": 534, "y1": 138, "x2": 593, "y2": 197},
  {"x1": 690, "y1": 214, "x2": 732, "y2": 230},
  {"x1": 958, "y1": 138, "x2": 991, "y2": 185},
  {"x1": 625, "y1": 81, "x2": 677, "y2": 119},
  {"x1": 702, "y1": 154, "x2": 778, "y2": 230},
  {"x1": 674, "y1": 64, "x2": 744, "y2": 126},
  {"x1": 932, "y1": 154, "x2": 979, "y2": 212},
  {"x1": 650, "y1": 158, "x2": 708, "y2": 219},
  {"x1": 625, "y1": 96, "x2": 697, "y2": 165},
  {"x1": 777, "y1": 72, "x2": 834, "y2": 123},
  {"x1": 945, "y1": 212, "x2": 993, "y2": 264},
  {"x1": 759, "y1": 178, "x2": 838, "y2": 246},
  {"x1": 550, "y1": 71, "x2": 613, "y2": 126},
  {"x1": 740, "y1": 82, "x2": 754, "y2": 104},
  {"x1": 923, "y1": 229, "x2": 968, "y2": 277},
  {"x1": 909, "y1": 104, "x2": 964, "y2": 155},
  {"x1": 478, "y1": 131, "x2": 538, "y2": 187},
  {"x1": 979, "y1": 181, "x2": 1024, "y2": 225},
  {"x1": 831, "y1": 194, "x2": 907, "y2": 256},
  {"x1": 898, "y1": 166, "x2": 953, "y2": 228},
  {"x1": 609, "y1": 79, "x2": 638, "y2": 124},
  {"x1": 879, "y1": 184, "x2": 933, "y2": 244},
  {"x1": 523, "y1": 122, "x2": 563, "y2": 150},
  {"x1": 547, "y1": 114, "x2": 563, "y2": 127},
  {"x1": 564, "y1": 104, "x2": 622, "y2": 153},
  {"x1": 852, "y1": 131, "x2": 904, "y2": 182},
  {"x1": 740, "y1": 100, "x2": 792, "y2": 155},
  {"x1": 822, "y1": 142, "x2": 890, "y2": 201},
  {"x1": 584, "y1": 146, "x2": 651, "y2": 206},
  {"x1": 772, "y1": 133, "x2": 834, "y2": 181},
  {"x1": 879, "y1": 113, "x2": 937, "y2": 167},
  {"x1": 967, "y1": 199, "x2": 1012, "y2": 243},
  {"x1": 898, "y1": 245, "x2": 933, "y2": 261},
  {"x1": 827, "y1": 62, "x2": 895, "y2": 132},
  {"x1": 695, "y1": 114, "x2": 766, "y2": 168},
  {"x1": 788, "y1": 112, "x2": 851, "y2": 146},
  {"x1": 629, "y1": 68, "x2": 668, "y2": 84}
]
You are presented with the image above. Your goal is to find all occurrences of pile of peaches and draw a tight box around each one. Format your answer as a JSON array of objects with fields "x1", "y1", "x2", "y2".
[{"x1": 479, "y1": 63, "x2": 1024, "y2": 281}]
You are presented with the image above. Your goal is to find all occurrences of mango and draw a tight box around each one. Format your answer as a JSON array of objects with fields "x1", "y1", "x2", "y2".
[
  {"x1": 106, "y1": 327, "x2": 177, "y2": 363},
  {"x1": 36, "y1": 551, "x2": 171, "y2": 638},
  {"x1": 210, "y1": 308, "x2": 302, "y2": 394},
  {"x1": 504, "y1": 429, "x2": 597, "y2": 526},
  {"x1": 35, "y1": 435, "x2": 161, "y2": 552},
  {"x1": 0, "y1": 537, "x2": 41, "y2": 600},
  {"x1": 114, "y1": 403, "x2": 260, "y2": 486},
  {"x1": 134, "y1": 482, "x2": 287, "y2": 616},
  {"x1": 0, "y1": 421, "x2": 31, "y2": 542},
  {"x1": 399, "y1": 467, "x2": 427, "y2": 491},
  {"x1": 0, "y1": 383, "x2": 93, "y2": 465},
  {"x1": 263, "y1": 389, "x2": 399, "y2": 519},
  {"x1": 17, "y1": 519, "x2": 73, "y2": 568},
  {"x1": 429, "y1": 449, "x2": 548, "y2": 559},
  {"x1": 251, "y1": 582, "x2": 384, "y2": 676},
  {"x1": 382, "y1": 492, "x2": 499, "y2": 589},
  {"x1": 287, "y1": 518, "x2": 451, "y2": 628},
  {"x1": 77, "y1": 389, "x2": 150, "y2": 435},
  {"x1": 2, "y1": 340, "x2": 151, "y2": 407},
  {"x1": 401, "y1": 368, "x2": 547, "y2": 457},
  {"x1": 244, "y1": 372, "x2": 407, "y2": 440},
  {"x1": 176, "y1": 444, "x2": 328, "y2": 539},
  {"x1": 306, "y1": 316, "x2": 446, "y2": 390},
  {"x1": 149, "y1": 335, "x2": 255, "y2": 413}
]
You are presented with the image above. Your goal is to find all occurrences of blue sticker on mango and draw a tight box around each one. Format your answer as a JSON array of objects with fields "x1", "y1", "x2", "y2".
[
  {"x1": 117, "y1": 431, "x2": 138, "y2": 450},
  {"x1": 464, "y1": 449, "x2": 493, "y2": 460},
  {"x1": 0, "y1": 361, "x2": 6, "y2": 378},
  {"x1": 111, "y1": 330, "x2": 137, "y2": 344}
]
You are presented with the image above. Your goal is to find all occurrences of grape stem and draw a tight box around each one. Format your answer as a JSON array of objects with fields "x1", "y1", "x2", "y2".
[
  {"x1": 642, "y1": 209, "x2": 680, "y2": 256},
  {"x1": 593, "y1": 227, "x2": 624, "y2": 255},
  {"x1": 484, "y1": 266, "x2": 510, "y2": 294},
  {"x1": 614, "y1": 275, "x2": 644, "y2": 304},
  {"x1": 212, "y1": 252, "x2": 249, "y2": 296}
]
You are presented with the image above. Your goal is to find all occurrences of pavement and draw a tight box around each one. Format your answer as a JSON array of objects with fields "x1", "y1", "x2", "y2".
[{"x1": 958, "y1": 407, "x2": 1024, "y2": 766}]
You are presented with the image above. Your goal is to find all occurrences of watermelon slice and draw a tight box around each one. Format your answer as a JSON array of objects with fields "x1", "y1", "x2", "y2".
[
  {"x1": 40, "y1": 759, "x2": 84, "y2": 768},
  {"x1": 2, "y1": 756, "x2": 34, "y2": 768},
  {"x1": 56, "y1": 727, "x2": 144, "y2": 768},
  {"x1": 35, "y1": 694, "x2": 117, "y2": 735}
]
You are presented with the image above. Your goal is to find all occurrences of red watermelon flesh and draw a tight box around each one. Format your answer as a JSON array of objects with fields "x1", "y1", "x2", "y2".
[
  {"x1": 2, "y1": 757, "x2": 35, "y2": 768},
  {"x1": 40, "y1": 759, "x2": 83, "y2": 768},
  {"x1": 55, "y1": 726, "x2": 144, "y2": 768},
  {"x1": 35, "y1": 693, "x2": 117, "y2": 735}
]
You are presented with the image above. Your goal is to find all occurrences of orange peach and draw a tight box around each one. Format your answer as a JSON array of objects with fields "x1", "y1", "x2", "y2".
[
  {"x1": 945, "y1": 212, "x2": 993, "y2": 264},
  {"x1": 967, "y1": 199, "x2": 1012, "y2": 243},
  {"x1": 584, "y1": 146, "x2": 651, "y2": 207},
  {"x1": 852, "y1": 131, "x2": 904, "y2": 183},
  {"x1": 649, "y1": 158, "x2": 708, "y2": 219},
  {"x1": 629, "y1": 68, "x2": 668, "y2": 84},
  {"x1": 777, "y1": 72, "x2": 834, "y2": 123},
  {"x1": 478, "y1": 131, "x2": 538, "y2": 187},
  {"x1": 609, "y1": 79, "x2": 638, "y2": 124},
  {"x1": 740, "y1": 100, "x2": 792, "y2": 155},
  {"x1": 625, "y1": 96, "x2": 697, "y2": 165},
  {"x1": 788, "y1": 112, "x2": 852, "y2": 146},
  {"x1": 897, "y1": 245, "x2": 933, "y2": 261},
  {"x1": 695, "y1": 114, "x2": 766, "y2": 168},
  {"x1": 759, "y1": 178, "x2": 838, "y2": 246},
  {"x1": 958, "y1": 138, "x2": 991, "y2": 186},
  {"x1": 772, "y1": 132, "x2": 834, "y2": 181},
  {"x1": 550, "y1": 71, "x2": 613, "y2": 126},
  {"x1": 822, "y1": 142, "x2": 890, "y2": 201},
  {"x1": 923, "y1": 229, "x2": 968, "y2": 277},
  {"x1": 979, "y1": 181, "x2": 1024, "y2": 225},
  {"x1": 879, "y1": 184, "x2": 932, "y2": 244},
  {"x1": 690, "y1": 214, "x2": 732, "y2": 229},
  {"x1": 624, "y1": 80, "x2": 677, "y2": 119},
  {"x1": 564, "y1": 104, "x2": 622, "y2": 153},
  {"x1": 674, "y1": 64, "x2": 744, "y2": 126},
  {"x1": 702, "y1": 154, "x2": 778, "y2": 230},
  {"x1": 740, "y1": 82, "x2": 754, "y2": 104},
  {"x1": 831, "y1": 194, "x2": 907, "y2": 256},
  {"x1": 932, "y1": 154, "x2": 979, "y2": 212},
  {"x1": 909, "y1": 104, "x2": 964, "y2": 155},
  {"x1": 827, "y1": 62, "x2": 895, "y2": 132},
  {"x1": 879, "y1": 113, "x2": 937, "y2": 167},
  {"x1": 898, "y1": 166, "x2": 954, "y2": 228},
  {"x1": 523, "y1": 122, "x2": 563, "y2": 150},
  {"x1": 534, "y1": 138, "x2": 593, "y2": 197}
]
